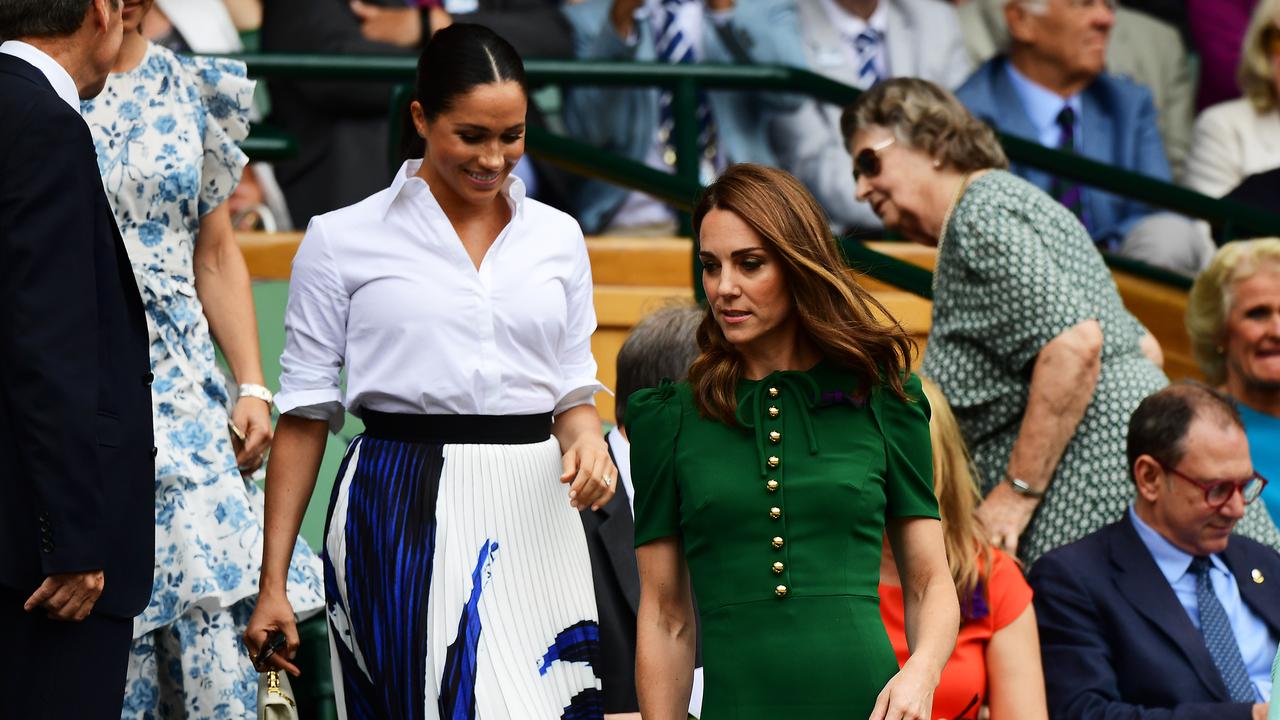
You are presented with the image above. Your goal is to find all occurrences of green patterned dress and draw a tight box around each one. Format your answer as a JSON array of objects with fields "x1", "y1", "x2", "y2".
[
  {"x1": 628, "y1": 366, "x2": 940, "y2": 717},
  {"x1": 922, "y1": 170, "x2": 1280, "y2": 563}
]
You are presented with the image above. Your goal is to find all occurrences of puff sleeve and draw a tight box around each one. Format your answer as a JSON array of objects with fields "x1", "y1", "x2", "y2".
[
  {"x1": 873, "y1": 373, "x2": 940, "y2": 520},
  {"x1": 176, "y1": 54, "x2": 253, "y2": 216},
  {"x1": 627, "y1": 381, "x2": 684, "y2": 546}
]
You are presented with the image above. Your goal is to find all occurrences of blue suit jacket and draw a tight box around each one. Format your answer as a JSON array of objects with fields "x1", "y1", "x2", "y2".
[
  {"x1": 955, "y1": 56, "x2": 1171, "y2": 249},
  {"x1": 561, "y1": 0, "x2": 809, "y2": 233},
  {"x1": 1030, "y1": 515, "x2": 1280, "y2": 719}
]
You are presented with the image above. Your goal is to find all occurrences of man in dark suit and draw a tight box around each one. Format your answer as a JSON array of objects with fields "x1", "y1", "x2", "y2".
[
  {"x1": 0, "y1": 1, "x2": 155, "y2": 717},
  {"x1": 260, "y1": 0, "x2": 574, "y2": 227},
  {"x1": 1030, "y1": 383, "x2": 1278, "y2": 720},
  {"x1": 580, "y1": 304, "x2": 702, "y2": 718}
]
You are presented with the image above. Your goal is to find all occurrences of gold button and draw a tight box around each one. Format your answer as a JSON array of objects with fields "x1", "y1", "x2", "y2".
[
  {"x1": 772, "y1": 561, "x2": 784, "y2": 574},
  {"x1": 767, "y1": 456, "x2": 780, "y2": 469},
  {"x1": 768, "y1": 387, "x2": 779, "y2": 398},
  {"x1": 769, "y1": 431, "x2": 781, "y2": 444},
  {"x1": 771, "y1": 536, "x2": 784, "y2": 549},
  {"x1": 766, "y1": 479, "x2": 779, "y2": 492},
  {"x1": 768, "y1": 406, "x2": 780, "y2": 418},
  {"x1": 769, "y1": 506, "x2": 782, "y2": 519},
  {"x1": 775, "y1": 584, "x2": 788, "y2": 597}
]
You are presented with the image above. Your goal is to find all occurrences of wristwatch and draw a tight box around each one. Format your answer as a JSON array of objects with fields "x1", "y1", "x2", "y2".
[
  {"x1": 1006, "y1": 475, "x2": 1046, "y2": 499},
  {"x1": 238, "y1": 383, "x2": 274, "y2": 405}
]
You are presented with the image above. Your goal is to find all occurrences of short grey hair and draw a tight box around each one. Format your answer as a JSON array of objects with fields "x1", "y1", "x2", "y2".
[{"x1": 614, "y1": 303, "x2": 703, "y2": 430}]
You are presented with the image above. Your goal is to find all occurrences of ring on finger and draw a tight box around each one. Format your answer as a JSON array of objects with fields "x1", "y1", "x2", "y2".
[{"x1": 603, "y1": 472, "x2": 613, "y2": 488}]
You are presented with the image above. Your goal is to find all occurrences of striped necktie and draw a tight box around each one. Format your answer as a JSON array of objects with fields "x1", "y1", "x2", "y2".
[
  {"x1": 852, "y1": 28, "x2": 882, "y2": 90},
  {"x1": 1050, "y1": 105, "x2": 1084, "y2": 219},
  {"x1": 655, "y1": 0, "x2": 717, "y2": 173},
  {"x1": 1189, "y1": 557, "x2": 1259, "y2": 702}
]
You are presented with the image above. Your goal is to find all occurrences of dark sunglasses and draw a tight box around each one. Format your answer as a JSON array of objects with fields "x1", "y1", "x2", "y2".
[
  {"x1": 852, "y1": 137, "x2": 896, "y2": 180},
  {"x1": 1157, "y1": 461, "x2": 1268, "y2": 509}
]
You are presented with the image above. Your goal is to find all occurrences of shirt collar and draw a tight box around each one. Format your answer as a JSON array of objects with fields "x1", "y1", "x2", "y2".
[
  {"x1": 818, "y1": 0, "x2": 889, "y2": 38},
  {"x1": 0, "y1": 40, "x2": 81, "y2": 112},
  {"x1": 378, "y1": 158, "x2": 526, "y2": 221},
  {"x1": 1128, "y1": 505, "x2": 1230, "y2": 585},
  {"x1": 1004, "y1": 60, "x2": 1083, "y2": 140}
]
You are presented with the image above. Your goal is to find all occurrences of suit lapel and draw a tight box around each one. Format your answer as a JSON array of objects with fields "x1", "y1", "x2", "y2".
[
  {"x1": 987, "y1": 59, "x2": 1049, "y2": 187},
  {"x1": 797, "y1": 0, "x2": 855, "y2": 86},
  {"x1": 1110, "y1": 517, "x2": 1232, "y2": 700},
  {"x1": 599, "y1": 440, "x2": 641, "y2": 613},
  {"x1": 1079, "y1": 85, "x2": 1115, "y2": 223},
  {"x1": 1223, "y1": 540, "x2": 1280, "y2": 635}
]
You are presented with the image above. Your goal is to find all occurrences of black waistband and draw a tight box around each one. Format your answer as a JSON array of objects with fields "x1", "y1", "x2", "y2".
[{"x1": 361, "y1": 410, "x2": 553, "y2": 445}]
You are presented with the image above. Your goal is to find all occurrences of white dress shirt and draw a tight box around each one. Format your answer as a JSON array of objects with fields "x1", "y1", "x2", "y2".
[
  {"x1": 276, "y1": 160, "x2": 605, "y2": 431},
  {"x1": 0, "y1": 40, "x2": 80, "y2": 112},
  {"x1": 817, "y1": 0, "x2": 889, "y2": 78}
]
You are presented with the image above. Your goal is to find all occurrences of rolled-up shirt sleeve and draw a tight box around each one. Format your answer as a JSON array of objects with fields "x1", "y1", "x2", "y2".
[
  {"x1": 275, "y1": 218, "x2": 349, "y2": 433},
  {"x1": 554, "y1": 230, "x2": 607, "y2": 415}
]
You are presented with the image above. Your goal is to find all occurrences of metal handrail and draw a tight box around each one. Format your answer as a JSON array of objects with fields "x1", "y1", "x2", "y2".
[{"x1": 237, "y1": 54, "x2": 1272, "y2": 293}]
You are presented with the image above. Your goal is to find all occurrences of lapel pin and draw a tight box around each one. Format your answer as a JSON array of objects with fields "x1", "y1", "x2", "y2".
[{"x1": 1252, "y1": 568, "x2": 1265, "y2": 584}]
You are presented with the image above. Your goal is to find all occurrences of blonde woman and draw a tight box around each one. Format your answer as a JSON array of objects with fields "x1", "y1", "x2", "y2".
[
  {"x1": 1188, "y1": 238, "x2": 1280, "y2": 525},
  {"x1": 1186, "y1": 0, "x2": 1280, "y2": 198},
  {"x1": 879, "y1": 377, "x2": 1048, "y2": 720}
]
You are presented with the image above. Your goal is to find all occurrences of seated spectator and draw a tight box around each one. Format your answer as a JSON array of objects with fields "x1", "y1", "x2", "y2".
[
  {"x1": 261, "y1": 0, "x2": 573, "y2": 227},
  {"x1": 580, "y1": 303, "x2": 703, "y2": 719},
  {"x1": 561, "y1": 0, "x2": 808, "y2": 235},
  {"x1": 1031, "y1": 383, "x2": 1279, "y2": 720},
  {"x1": 768, "y1": 0, "x2": 972, "y2": 234},
  {"x1": 958, "y1": 0, "x2": 1193, "y2": 178},
  {"x1": 878, "y1": 377, "x2": 1048, "y2": 720},
  {"x1": 1188, "y1": 239, "x2": 1280, "y2": 525},
  {"x1": 1188, "y1": 0, "x2": 1258, "y2": 112},
  {"x1": 955, "y1": 0, "x2": 1213, "y2": 274},
  {"x1": 1186, "y1": 0, "x2": 1280, "y2": 199}
]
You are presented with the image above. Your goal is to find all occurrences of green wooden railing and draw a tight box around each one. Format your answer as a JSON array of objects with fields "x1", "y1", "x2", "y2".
[{"x1": 236, "y1": 55, "x2": 1280, "y2": 294}]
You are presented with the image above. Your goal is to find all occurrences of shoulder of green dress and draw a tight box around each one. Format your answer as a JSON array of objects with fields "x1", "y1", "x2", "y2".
[{"x1": 627, "y1": 379, "x2": 690, "y2": 417}]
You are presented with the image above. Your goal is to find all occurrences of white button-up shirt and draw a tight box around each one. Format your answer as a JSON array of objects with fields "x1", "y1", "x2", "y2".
[
  {"x1": 0, "y1": 40, "x2": 80, "y2": 112},
  {"x1": 276, "y1": 160, "x2": 605, "y2": 431}
]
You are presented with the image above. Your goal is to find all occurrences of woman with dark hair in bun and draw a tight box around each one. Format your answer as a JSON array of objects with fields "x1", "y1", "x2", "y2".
[{"x1": 245, "y1": 24, "x2": 611, "y2": 718}]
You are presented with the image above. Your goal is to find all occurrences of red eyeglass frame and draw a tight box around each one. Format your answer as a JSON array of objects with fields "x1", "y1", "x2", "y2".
[{"x1": 1155, "y1": 460, "x2": 1267, "y2": 509}]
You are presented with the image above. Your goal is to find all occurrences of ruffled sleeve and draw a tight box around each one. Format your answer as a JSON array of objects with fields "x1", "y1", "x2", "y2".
[
  {"x1": 872, "y1": 373, "x2": 940, "y2": 520},
  {"x1": 175, "y1": 53, "x2": 254, "y2": 216},
  {"x1": 627, "y1": 380, "x2": 685, "y2": 546}
]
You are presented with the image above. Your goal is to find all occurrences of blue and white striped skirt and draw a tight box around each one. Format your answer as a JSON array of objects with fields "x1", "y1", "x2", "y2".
[{"x1": 322, "y1": 412, "x2": 603, "y2": 719}]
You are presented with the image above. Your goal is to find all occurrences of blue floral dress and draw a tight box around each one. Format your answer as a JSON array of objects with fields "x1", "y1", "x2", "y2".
[{"x1": 81, "y1": 43, "x2": 325, "y2": 718}]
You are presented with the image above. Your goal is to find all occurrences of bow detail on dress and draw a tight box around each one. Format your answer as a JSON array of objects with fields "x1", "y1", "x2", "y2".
[{"x1": 735, "y1": 371, "x2": 822, "y2": 477}]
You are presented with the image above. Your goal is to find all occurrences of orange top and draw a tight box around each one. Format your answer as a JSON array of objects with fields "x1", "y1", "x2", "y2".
[{"x1": 878, "y1": 548, "x2": 1032, "y2": 720}]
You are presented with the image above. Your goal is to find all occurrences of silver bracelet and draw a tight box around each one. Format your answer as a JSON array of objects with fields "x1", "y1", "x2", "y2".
[
  {"x1": 238, "y1": 383, "x2": 274, "y2": 405},
  {"x1": 1006, "y1": 475, "x2": 1046, "y2": 500}
]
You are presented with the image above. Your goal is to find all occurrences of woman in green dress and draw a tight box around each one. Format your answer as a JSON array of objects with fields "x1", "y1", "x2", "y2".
[{"x1": 628, "y1": 163, "x2": 959, "y2": 719}]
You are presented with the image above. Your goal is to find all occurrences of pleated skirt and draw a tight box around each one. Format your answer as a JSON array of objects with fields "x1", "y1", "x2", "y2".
[{"x1": 322, "y1": 413, "x2": 604, "y2": 720}]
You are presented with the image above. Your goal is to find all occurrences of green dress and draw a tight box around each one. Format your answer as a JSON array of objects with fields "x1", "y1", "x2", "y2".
[{"x1": 627, "y1": 364, "x2": 940, "y2": 717}]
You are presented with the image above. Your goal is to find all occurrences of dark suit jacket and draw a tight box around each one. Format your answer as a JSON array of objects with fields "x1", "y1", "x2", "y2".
[
  {"x1": 1029, "y1": 515, "x2": 1280, "y2": 719},
  {"x1": 261, "y1": 0, "x2": 573, "y2": 227},
  {"x1": 955, "y1": 56, "x2": 1172, "y2": 249},
  {"x1": 580, "y1": 439, "x2": 641, "y2": 713},
  {"x1": 0, "y1": 53, "x2": 155, "y2": 619}
]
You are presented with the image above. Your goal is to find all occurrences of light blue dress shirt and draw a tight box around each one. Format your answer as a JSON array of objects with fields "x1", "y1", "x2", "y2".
[
  {"x1": 1237, "y1": 402, "x2": 1280, "y2": 526},
  {"x1": 1004, "y1": 62, "x2": 1083, "y2": 152},
  {"x1": 1130, "y1": 506, "x2": 1277, "y2": 700}
]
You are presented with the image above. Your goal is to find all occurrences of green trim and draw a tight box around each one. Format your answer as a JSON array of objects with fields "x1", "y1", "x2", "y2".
[{"x1": 241, "y1": 122, "x2": 296, "y2": 161}]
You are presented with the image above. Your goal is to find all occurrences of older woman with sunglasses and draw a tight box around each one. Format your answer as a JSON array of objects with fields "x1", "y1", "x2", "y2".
[
  {"x1": 1189, "y1": 239, "x2": 1280, "y2": 525},
  {"x1": 841, "y1": 78, "x2": 1201, "y2": 565}
]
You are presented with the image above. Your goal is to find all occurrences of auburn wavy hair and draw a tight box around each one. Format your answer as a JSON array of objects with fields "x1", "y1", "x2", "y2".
[{"x1": 688, "y1": 164, "x2": 916, "y2": 425}]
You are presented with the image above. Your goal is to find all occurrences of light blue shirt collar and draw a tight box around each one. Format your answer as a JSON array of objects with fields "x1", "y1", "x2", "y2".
[
  {"x1": 1128, "y1": 505, "x2": 1231, "y2": 584},
  {"x1": 1004, "y1": 61, "x2": 1083, "y2": 149}
]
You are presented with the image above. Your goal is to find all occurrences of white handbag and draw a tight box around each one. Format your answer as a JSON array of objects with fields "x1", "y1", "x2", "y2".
[{"x1": 257, "y1": 670, "x2": 299, "y2": 720}]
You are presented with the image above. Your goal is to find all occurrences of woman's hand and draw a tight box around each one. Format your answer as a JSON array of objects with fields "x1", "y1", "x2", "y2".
[
  {"x1": 231, "y1": 396, "x2": 273, "y2": 475},
  {"x1": 243, "y1": 587, "x2": 301, "y2": 676},
  {"x1": 560, "y1": 435, "x2": 617, "y2": 512},
  {"x1": 974, "y1": 483, "x2": 1039, "y2": 556},
  {"x1": 869, "y1": 660, "x2": 938, "y2": 720}
]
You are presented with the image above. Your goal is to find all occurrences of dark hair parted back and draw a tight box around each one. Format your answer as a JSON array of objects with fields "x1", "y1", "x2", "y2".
[
  {"x1": 615, "y1": 303, "x2": 703, "y2": 431},
  {"x1": 1126, "y1": 382, "x2": 1243, "y2": 482},
  {"x1": 688, "y1": 164, "x2": 916, "y2": 426},
  {"x1": 416, "y1": 23, "x2": 528, "y2": 121},
  {"x1": 0, "y1": 0, "x2": 104, "y2": 39}
]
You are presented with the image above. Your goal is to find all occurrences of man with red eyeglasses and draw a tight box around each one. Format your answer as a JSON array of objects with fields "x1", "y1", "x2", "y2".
[{"x1": 1030, "y1": 382, "x2": 1279, "y2": 720}]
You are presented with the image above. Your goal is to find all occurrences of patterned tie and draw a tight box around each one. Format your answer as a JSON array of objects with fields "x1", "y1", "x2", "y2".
[
  {"x1": 655, "y1": 0, "x2": 717, "y2": 173},
  {"x1": 1189, "y1": 557, "x2": 1259, "y2": 702},
  {"x1": 852, "y1": 28, "x2": 882, "y2": 91},
  {"x1": 1051, "y1": 105, "x2": 1084, "y2": 219}
]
